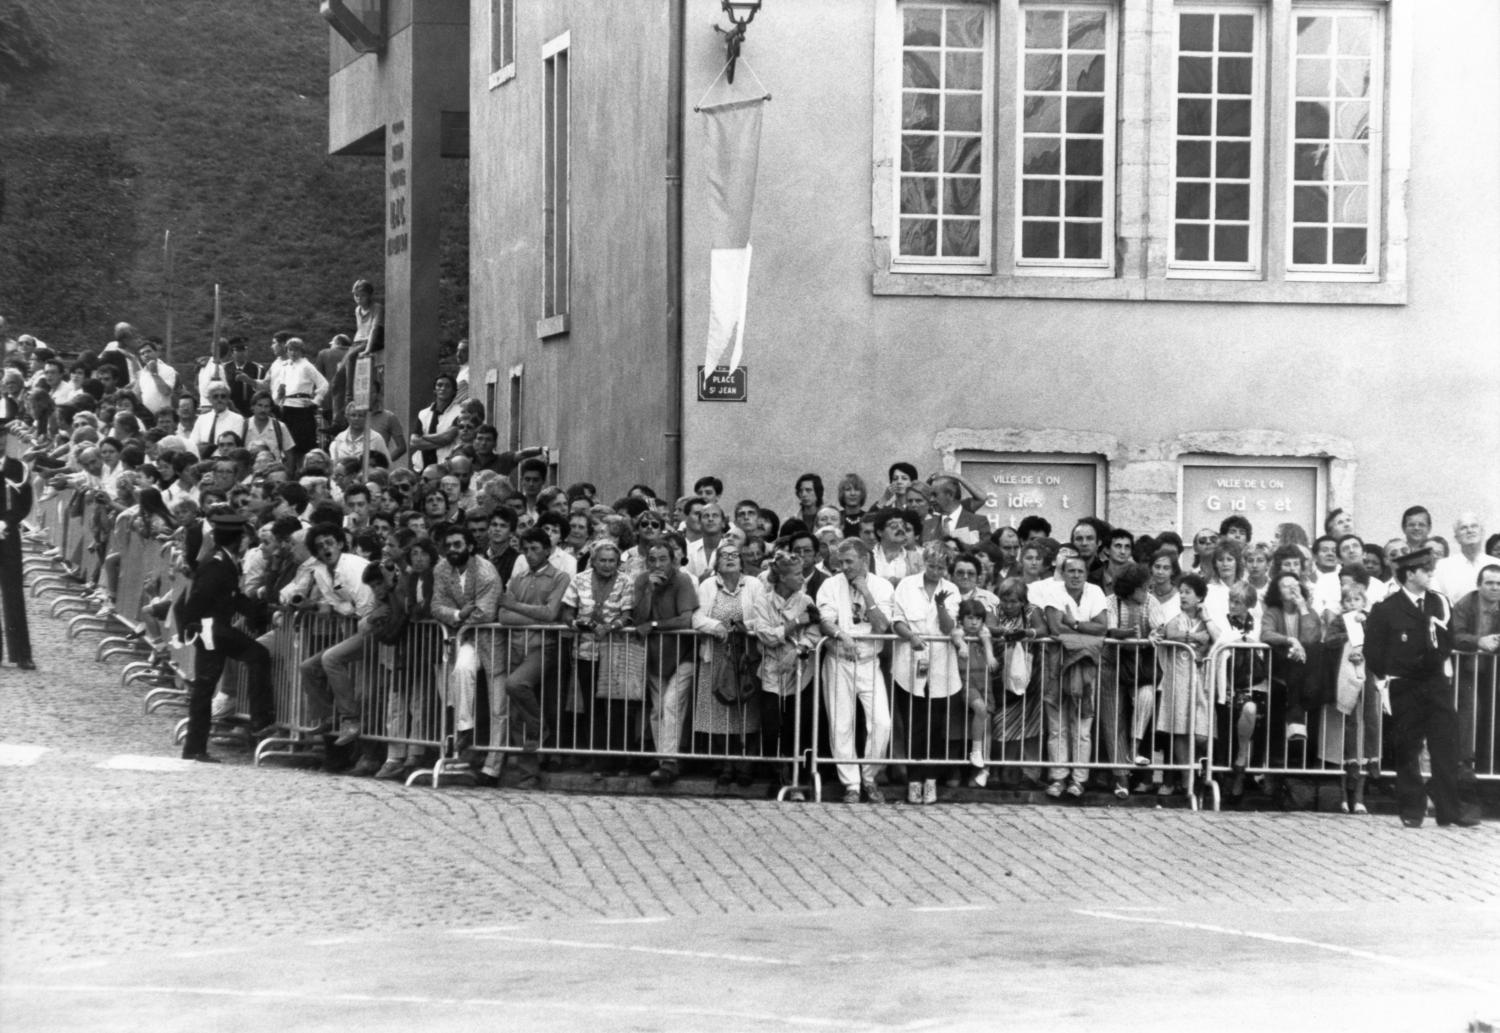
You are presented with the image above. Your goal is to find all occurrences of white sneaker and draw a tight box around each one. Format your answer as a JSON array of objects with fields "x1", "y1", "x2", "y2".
[
  {"x1": 922, "y1": 779, "x2": 938, "y2": 805},
  {"x1": 968, "y1": 746, "x2": 985, "y2": 767},
  {"x1": 1045, "y1": 780, "x2": 1065, "y2": 798},
  {"x1": 972, "y1": 768, "x2": 989, "y2": 788},
  {"x1": 907, "y1": 781, "x2": 923, "y2": 804}
]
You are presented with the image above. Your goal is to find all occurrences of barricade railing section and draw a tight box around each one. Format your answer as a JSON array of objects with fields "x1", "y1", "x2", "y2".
[
  {"x1": 805, "y1": 633, "x2": 1210, "y2": 806},
  {"x1": 1452, "y1": 650, "x2": 1498, "y2": 782},
  {"x1": 20, "y1": 490, "x2": 1500, "y2": 804},
  {"x1": 435, "y1": 625, "x2": 807, "y2": 798}
]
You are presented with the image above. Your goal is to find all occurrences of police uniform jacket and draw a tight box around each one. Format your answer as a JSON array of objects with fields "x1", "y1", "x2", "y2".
[
  {"x1": 1365, "y1": 587, "x2": 1452, "y2": 682},
  {"x1": 176, "y1": 548, "x2": 252, "y2": 633}
]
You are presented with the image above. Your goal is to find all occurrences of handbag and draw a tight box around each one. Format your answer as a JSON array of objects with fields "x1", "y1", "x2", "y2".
[{"x1": 711, "y1": 629, "x2": 760, "y2": 706}]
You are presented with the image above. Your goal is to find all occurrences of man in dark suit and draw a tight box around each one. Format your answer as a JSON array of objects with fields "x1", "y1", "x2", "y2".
[
  {"x1": 0, "y1": 419, "x2": 35, "y2": 670},
  {"x1": 220, "y1": 339, "x2": 264, "y2": 416},
  {"x1": 1365, "y1": 547, "x2": 1480, "y2": 828},
  {"x1": 922, "y1": 475, "x2": 990, "y2": 546},
  {"x1": 176, "y1": 506, "x2": 276, "y2": 761}
]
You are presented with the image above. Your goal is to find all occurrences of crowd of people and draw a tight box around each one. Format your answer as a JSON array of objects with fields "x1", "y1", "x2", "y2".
[{"x1": 0, "y1": 316, "x2": 1494, "y2": 828}]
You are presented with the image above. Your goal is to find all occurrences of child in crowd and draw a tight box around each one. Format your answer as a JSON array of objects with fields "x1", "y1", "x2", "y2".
[{"x1": 954, "y1": 598, "x2": 997, "y2": 786}]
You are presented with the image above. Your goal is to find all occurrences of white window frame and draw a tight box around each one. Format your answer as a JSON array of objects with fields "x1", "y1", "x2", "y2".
[
  {"x1": 870, "y1": 0, "x2": 1410, "y2": 306},
  {"x1": 888, "y1": 0, "x2": 996, "y2": 274},
  {"x1": 539, "y1": 31, "x2": 571, "y2": 338},
  {"x1": 1166, "y1": 4, "x2": 1266, "y2": 278},
  {"x1": 1014, "y1": 1, "x2": 1117, "y2": 276},
  {"x1": 488, "y1": 0, "x2": 516, "y2": 89},
  {"x1": 1283, "y1": 2, "x2": 1384, "y2": 282}
]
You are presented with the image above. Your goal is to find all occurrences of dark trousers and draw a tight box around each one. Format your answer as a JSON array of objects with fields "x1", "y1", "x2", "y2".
[
  {"x1": 0, "y1": 532, "x2": 31, "y2": 666},
  {"x1": 183, "y1": 626, "x2": 274, "y2": 757},
  {"x1": 1388, "y1": 675, "x2": 1471, "y2": 824}
]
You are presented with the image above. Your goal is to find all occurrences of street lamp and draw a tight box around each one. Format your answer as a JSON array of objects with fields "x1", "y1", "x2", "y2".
[{"x1": 715, "y1": 0, "x2": 762, "y2": 84}]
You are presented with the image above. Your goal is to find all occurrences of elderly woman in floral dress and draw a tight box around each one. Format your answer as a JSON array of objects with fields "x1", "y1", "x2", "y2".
[{"x1": 692, "y1": 543, "x2": 766, "y2": 785}]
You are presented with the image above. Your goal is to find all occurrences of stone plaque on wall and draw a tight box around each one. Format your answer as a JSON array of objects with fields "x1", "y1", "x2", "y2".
[
  {"x1": 1179, "y1": 462, "x2": 1321, "y2": 540},
  {"x1": 961, "y1": 459, "x2": 1101, "y2": 532}
]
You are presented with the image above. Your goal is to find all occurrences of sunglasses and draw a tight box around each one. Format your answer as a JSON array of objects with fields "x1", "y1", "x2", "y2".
[{"x1": 637, "y1": 519, "x2": 663, "y2": 529}]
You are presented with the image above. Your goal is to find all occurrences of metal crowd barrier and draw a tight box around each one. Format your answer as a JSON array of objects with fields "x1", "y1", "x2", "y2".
[
  {"x1": 804, "y1": 633, "x2": 1212, "y2": 806},
  {"x1": 432, "y1": 625, "x2": 807, "y2": 799},
  {"x1": 1453, "y1": 650, "x2": 1498, "y2": 782}
]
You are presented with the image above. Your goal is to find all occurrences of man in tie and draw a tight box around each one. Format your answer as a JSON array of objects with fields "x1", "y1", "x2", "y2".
[
  {"x1": 189, "y1": 382, "x2": 248, "y2": 459},
  {"x1": 433, "y1": 526, "x2": 501, "y2": 765},
  {"x1": 921, "y1": 475, "x2": 989, "y2": 546},
  {"x1": 1365, "y1": 547, "x2": 1481, "y2": 828}
]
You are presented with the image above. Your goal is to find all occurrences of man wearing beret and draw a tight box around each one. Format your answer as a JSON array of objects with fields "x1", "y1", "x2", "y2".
[
  {"x1": 1364, "y1": 547, "x2": 1480, "y2": 828},
  {"x1": 175, "y1": 506, "x2": 276, "y2": 761}
]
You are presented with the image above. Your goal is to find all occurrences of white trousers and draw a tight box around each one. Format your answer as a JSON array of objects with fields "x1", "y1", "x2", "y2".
[{"x1": 822, "y1": 655, "x2": 890, "y2": 788}]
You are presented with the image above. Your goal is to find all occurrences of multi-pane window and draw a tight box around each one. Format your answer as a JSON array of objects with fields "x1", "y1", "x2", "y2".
[
  {"x1": 1171, "y1": 8, "x2": 1261, "y2": 270},
  {"x1": 1018, "y1": 5, "x2": 1113, "y2": 267},
  {"x1": 1288, "y1": 9, "x2": 1381, "y2": 272},
  {"x1": 542, "y1": 37, "x2": 570, "y2": 321},
  {"x1": 896, "y1": 2, "x2": 991, "y2": 266}
]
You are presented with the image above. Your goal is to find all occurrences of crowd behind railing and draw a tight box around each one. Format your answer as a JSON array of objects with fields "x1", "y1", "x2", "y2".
[{"x1": 3, "y1": 324, "x2": 1498, "y2": 818}]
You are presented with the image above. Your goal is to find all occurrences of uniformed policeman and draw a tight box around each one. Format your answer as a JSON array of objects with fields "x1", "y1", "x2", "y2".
[
  {"x1": 1364, "y1": 547, "x2": 1480, "y2": 828},
  {"x1": 0, "y1": 419, "x2": 35, "y2": 670},
  {"x1": 176, "y1": 506, "x2": 276, "y2": 761}
]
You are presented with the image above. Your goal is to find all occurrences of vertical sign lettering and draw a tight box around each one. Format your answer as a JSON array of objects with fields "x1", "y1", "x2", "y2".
[{"x1": 387, "y1": 119, "x2": 408, "y2": 257}]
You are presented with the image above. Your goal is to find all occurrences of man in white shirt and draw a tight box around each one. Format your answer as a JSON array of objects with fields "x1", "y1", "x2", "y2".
[
  {"x1": 188, "y1": 382, "x2": 247, "y2": 459},
  {"x1": 328, "y1": 404, "x2": 389, "y2": 466},
  {"x1": 816, "y1": 538, "x2": 896, "y2": 804},
  {"x1": 1435, "y1": 513, "x2": 1500, "y2": 602},
  {"x1": 686, "y1": 502, "x2": 728, "y2": 579},
  {"x1": 271, "y1": 338, "x2": 327, "y2": 464},
  {"x1": 1042, "y1": 554, "x2": 1111, "y2": 797},
  {"x1": 132, "y1": 341, "x2": 178, "y2": 414}
]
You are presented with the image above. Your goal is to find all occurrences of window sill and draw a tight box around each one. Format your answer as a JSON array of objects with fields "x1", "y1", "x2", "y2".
[
  {"x1": 536, "y1": 313, "x2": 570, "y2": 339},
  {"x1": 871, "y1": 270, "x2": 1406, "y2": 306},
  {"x1": 488, "y1": 64, "x2": 516, "y2": 90}
]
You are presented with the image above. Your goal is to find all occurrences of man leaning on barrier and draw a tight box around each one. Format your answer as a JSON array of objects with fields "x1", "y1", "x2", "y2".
[
  {"x1": 177, "y1": 506, "x2": 275, "y2": 762},
  {"x1": 817, "y1": 537, "x2": 896, "y2": 804},
  {"x1": 432, "y1": 525, "x2": 501, "y2": 766},
  {"x1": 301, "y1": 558, "x2": 406, "y2": 752},
  {"x1": 475, "y1": 527, "x2": 570, "y2": 788}
]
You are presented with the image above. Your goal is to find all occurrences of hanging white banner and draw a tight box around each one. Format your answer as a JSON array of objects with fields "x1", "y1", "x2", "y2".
[{"x1": 699, "y1": 96, "x2": 766, "y2": 375}]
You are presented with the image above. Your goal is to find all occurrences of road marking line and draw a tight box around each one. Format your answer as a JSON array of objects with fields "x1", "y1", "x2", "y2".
[
  {"x1": 448, "y1": 926, "x2": 522, "y2": 936},
  {"x1": 592, "y1": 916, "x2": 669, "y2": 925},
  {"x1": 910, "y1": 905, "x2": 991, "y2": 913},
  {"x1": 0, "y1": 745, "x2": 48, "y2": 766},
  {"x1": 0, "y1": 984, "x2": 845, "y2": 1026},
  {"x1": 96, "y1": 756, "x2": 197, "y2": 772},
  {"x1": 1074, "y1": 909, "x2": 1500, "y2": 994},
  {"x1": 477, "y1": 935, "x2": 794, "y2": 966}
]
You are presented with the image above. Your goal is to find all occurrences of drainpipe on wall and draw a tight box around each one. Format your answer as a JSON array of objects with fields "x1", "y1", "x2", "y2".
[{"x1": 665, "y1": 0, "x2": 686, "y2": 501}]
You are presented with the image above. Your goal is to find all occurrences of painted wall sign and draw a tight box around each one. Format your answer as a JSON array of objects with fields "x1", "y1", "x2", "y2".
[
  {"x1": 386, "y1": 119, "x2": 409, "y2": 257},
  {"x1": 1179, "y1": 462, "x2": 1320, "y2": 539},
  {"x1": 697, "y1": 365, "x2": 747, "y2": 402},
  {"x1": 963, "y1": 460, "x2": 1100, "y2": 532}
]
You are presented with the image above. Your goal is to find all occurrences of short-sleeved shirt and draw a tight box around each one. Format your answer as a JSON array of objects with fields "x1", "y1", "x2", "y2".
[{"x1": 634, "y1": 569, "x2": 698, "y2": 671}]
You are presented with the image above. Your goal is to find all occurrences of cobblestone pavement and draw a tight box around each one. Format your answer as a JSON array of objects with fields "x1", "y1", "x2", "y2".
[{"x1": 3, "y1": 576, "x2": 1499, "y2": 1031}]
